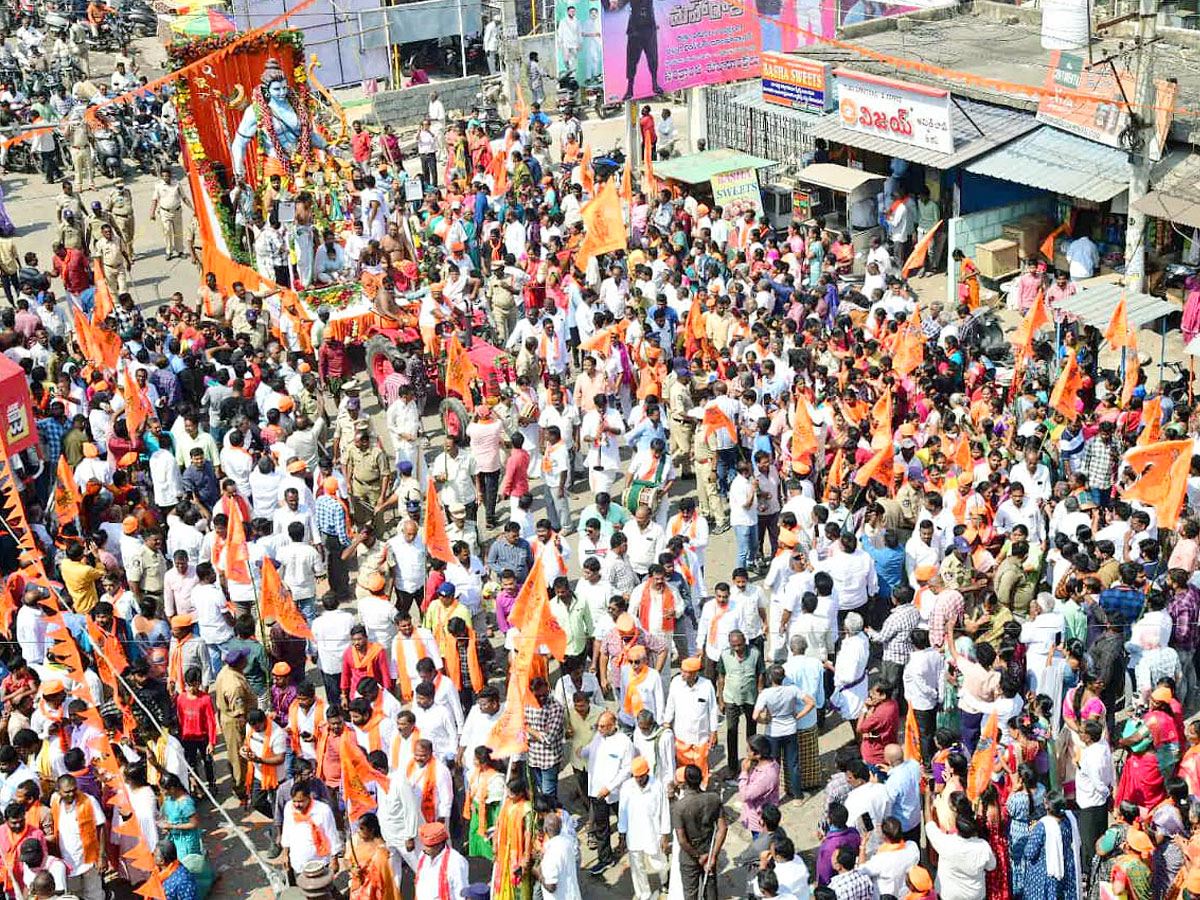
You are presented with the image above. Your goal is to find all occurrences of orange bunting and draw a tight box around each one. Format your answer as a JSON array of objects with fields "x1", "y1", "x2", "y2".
[
  {"x1": 422, "y1": 475, "x2": 455, "y2": 564},
  {"x1": 1049, "y1": 354, "x2": 1085, "y2": 420},
  {"x1": 901, "y1": 220, "x2": 941, "y2": 278},
  {"x1": 133, "y1": 873, "x2": 166, "y2": 900},
  {"x1": 260, "y1": 556, "x2": 315, "y2": 641}
]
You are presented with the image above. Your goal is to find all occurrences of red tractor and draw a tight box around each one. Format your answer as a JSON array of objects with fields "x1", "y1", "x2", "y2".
[{"x1": 365, "y1": 329, "x2": 517, "y2": 438}]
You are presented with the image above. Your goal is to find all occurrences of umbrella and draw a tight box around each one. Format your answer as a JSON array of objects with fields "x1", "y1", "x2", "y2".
[
  {"x1": 165, "y1": 0, "x2": 224, "y2": 12},
  {"x1": 170, "y1": 9, "x2": 236, "y2": 34}
]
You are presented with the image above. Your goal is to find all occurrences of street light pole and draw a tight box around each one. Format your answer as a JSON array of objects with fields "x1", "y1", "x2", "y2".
[{"x1": 1124, "y1": 0, "x2": 1157, "y2": 293}]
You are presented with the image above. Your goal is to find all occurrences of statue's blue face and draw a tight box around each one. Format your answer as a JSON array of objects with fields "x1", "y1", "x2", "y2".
[{"x1": 268, "y1": 79, "x2": 288, "y2": 102}]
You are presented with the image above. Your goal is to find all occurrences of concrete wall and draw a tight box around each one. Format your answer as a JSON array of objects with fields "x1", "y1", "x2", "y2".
[
  {"x1": 946, "y1": 196, "x2": 1056, "y2": 303},
  {"x1": 370, "y1": 76, "x2": 483, "y2": 130}
]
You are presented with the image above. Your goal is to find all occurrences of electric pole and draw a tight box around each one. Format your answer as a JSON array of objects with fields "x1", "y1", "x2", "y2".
[{"x1": 1124, "y1": 0, "x2": 1157, "y2": 293}]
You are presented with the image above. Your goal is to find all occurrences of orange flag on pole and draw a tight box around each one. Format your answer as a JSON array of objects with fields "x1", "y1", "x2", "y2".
[
  {"x1": 701, "y1": 405, "x2": 737, "y2": 445},
  {"x1": 824, "y1": 449, "x2": 847, "y2": 500},
  {"x1": 487, "y1": 636, "x2": 536, "y2": 756},
  {"x1": 853, "y1": 443, "x2": 895, "y2": 489},
  {"x1": 422, "y1": 475, "x2": 454, "y2": 563},
  {"x1": 580, "y1": 145, "x2": 594, "y2": 195},
  {"x1": 444, "y1": 335, "x2": 478, "y2": 412},
  {"x1": 901, "y1": 220, "x2": 942, "y2": 278},
  {"x1": 892, "y1": 324, "x2": 925, "y2": 376},
  {"x1": 91, "y1": 260, "x2": 115, "y2": 326},
  {"x1": 576, "y1": 180, "x2": 627, "y2": 273},
  {"x1": 506, "y1": 550, "x2": 571, "y2": 661},
  {"x1": 122, "y1": 368, "x2": 153, "y2": 437},
  {"x1": 1104, "y1": 293, "x2": 1138, "y2": 350},
  {"x1": 870, "y1": 391, "x2": 892, "y2": 450},
  {"x1": 791, "y1": 397, "x2": 817, "y2": 465},
  {"x1": 340, "y1": 732, "x2": 390, "y2": 822},
  {"x1": 580, "y1": 326, "x2": 615, "y2": 356},
  {"x1": 507, "y1": 553, "x2": 547, "y2": 633},
  {"x1": 1040, "y1": 221, "x2": 1069, "y2": 261},
  {"x1": 1012, "y1": 293, "x2": 1051, "y2": 361},
  {"x1": 53, "y1": 456, "x2": 81, "y2": 527},
  {"x1": 621, "y1": 159, "x2": 633, "y2": 208},
  {"x1": 1121, "y1": 354, "x2": 1142, "y2": 408},
  {"x1": 1122, "y1": 439, "x2": 1193, "y2": 529},
  {"x1": 1138, "y1": 395, "x2": 1163, "y2": 447},
  {"x1": 1050, "y1": 355, "x2": 1085, "y2": 420},
  {"x1": 903, "y1": 706, "x2": 922, "y2": 762},
  {"x1": 260, "y1": 556, "x2": 315, "y2": 641},
  {"x1": 218, "y1": 495, "x2": 252, "y2": 584},
  {"x1": 684, "y1": 299, "x2": 707, "y2": 359}
]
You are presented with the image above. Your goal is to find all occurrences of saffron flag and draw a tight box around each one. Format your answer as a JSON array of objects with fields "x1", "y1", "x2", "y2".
[
  {"x1": 91, "y1": 260, "x2": 115, "y2": 326},
  {"x1": 791, "y1": 397, "x2": 817, "y2": 464},
  {"x1": 1138, "y1": 395, "x2": 1163, "y2": 447},
  {"x1": 1011, "y1": 293, "x2": 1051, "y2": 361},
  {"x1": 1049, "y1": 354, "x2": 1084, "y2": 420},
  {"x1": 580, "y1": 326, "x2": 615, "y2": 356},
  {"x1": 217, "y1": 494, "x2": 252, "y2": 584},
  {"x1": 486, "y1": 639, "x2": 535, "y2": 756},
  {"x1": 514, "y1": 83, "x2": 528, "y2": 130},
  {"x1": 1122, "y1": 439, "x2": 1193, "y2": 530},
  {"x1": 580, "y1": 144, "x2": 594, "y2": 195},
  {"x1": 260, "y1": 556, "x2": 315, "y2": 641},
  {"x1": 576, "y1": 180, "x2": 627, "y2": 273},
  {"x1": 1121, "y1": 354, "x2": 1141, "y2": 408},
  {"x1": 444, "y1": 335, "x2": 478, "y2": 412},
  {"x1": 488, "y1": 148, "x2": 508, "y2": 196},
  {"x1": 122, "y1": 368, "x2": 153, "y2": 437},
  {"x1": 621, "y1": 158, "x2": 633, "y2": 208},
  {"x1": 1104, "y1": 293, "x2": 1138, "y2": 350},
  {"x1": 53, "y1": 456, "x2": 81, "y2": 527},
  {"x1": 1040, "y1": 220, "x2": 1069, "y2": 261},
  {"x1": 422, "y1": 475, "x2": 455, "y2": 563},
  {"x1": 824, "y1": 449, "x2": 847, "y2": 498},
  {"x1": 701, "y1": 405, "x2": 737, "y2": 445},
  {"x1": 967, "y1": 712, "x2": 1000, "y2": 801},
  {"x1": 870, "y1": 391, "x2": 892, "y2": 451},
  {"x1": 505, "y1": 550, "x2": 568, "y2": 660},
  {"x1": 903, "y1": 706, "x2": 922, "y2": 763},
  {"x1": 892, "y1": 324, "x2": 925, "y2": 376},
  {"x1": 901, "y1": 220, "x2": 941, "y2": 278},
  {"x1": 684, "y1": 299, "x2": 707, "y2": 359},
  {"x1": 853, "y1": 443, "x2": 895, "y2": 489},
  {"x1": 340, "y1": 732, "x2": 390, "y2": 822},
  {"x1": 87, "y1": 619, "x2": 129, "y2": 694},
  {"x1": 506, "y1": 553, "x2": 546, "y2": 634},
  {"x1": 72, "y1": 306, "x2": 121, "y2": 371}
]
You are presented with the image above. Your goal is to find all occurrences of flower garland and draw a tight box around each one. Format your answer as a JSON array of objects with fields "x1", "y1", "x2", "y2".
[{"x1": 298, "y1": 281, "x2": 361, "y2": 311}]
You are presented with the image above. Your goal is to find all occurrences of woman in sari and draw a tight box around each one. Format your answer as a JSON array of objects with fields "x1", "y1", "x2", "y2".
[
  {"x1": 464, "y1": 746, "x2": 506, "y2": 861},
  {"x1": 979, "y1": 783, "x2": 1012, "y2": 900},
  {"x1": 1115, "y1": 718, "x2": 1167, "y2": 810},
  {"x1": 1008, "y1": 763, "x2": 1047, "y2": 899},
  {"x1": 1145, "y1": 687, "x2": 1182, "y2": 778},
  {"x1": 953, "y1": 248, "x2": 981, "y2": 309},
  {"x1": 1022, "y1": 793, "x2": 1081, "y2": 900},
  {"x1": 345, "y1": 813, "x2": 398, "y2": 900},
  {"x1": 1110, "y1": 828, "x2": 1154, "y2": 900},
  {"x1": 1087, "y1": 802, "x2": 1139, "y2": 900},
  {"x1": 1061, "y1": 674, "x2": 1106, "y2": 798},
  {"x1": 491, "y1": 777, "x2": 534, "y2": 900},
  {"x1": 622, "y1": 436, "x2": 674, "y2": 526},
  {"x1": 1177, "y1": 720, "x2": 1200, "y2": 798}
]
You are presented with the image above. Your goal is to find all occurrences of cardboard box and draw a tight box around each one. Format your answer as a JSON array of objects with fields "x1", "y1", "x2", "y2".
[
  {"x1": 1003, "y1": 217, "x2": 1052, "y2": 258},
  {"x1": 976, "y1": 238, "x2": 1020, "y2": 278}
]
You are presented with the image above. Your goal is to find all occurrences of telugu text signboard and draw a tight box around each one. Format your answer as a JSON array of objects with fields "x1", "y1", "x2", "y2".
[
  {"x1": 834, "y1": 68, "x2": 954, "y2": 155},
  {"x1": 762, "y1": 52, "x2": 832, "y2": 113}
]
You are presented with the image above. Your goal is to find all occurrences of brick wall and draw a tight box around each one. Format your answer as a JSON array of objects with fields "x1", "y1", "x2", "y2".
[
  {"x1": 370, "y1": 76, "x2": 483, "y2": 131},
  {"x1": 946, "y1": 196, "x2": 1055, "y2": 303}
]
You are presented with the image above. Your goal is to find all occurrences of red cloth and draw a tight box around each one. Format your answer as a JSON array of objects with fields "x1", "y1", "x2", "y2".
[
  {"x1": 858, "y1": 698, "x2": 899, "y2": 765},
  {"x1": 500, "y1": 448, "x2": 530, "y2": 500},
  {"x1": 175, "y1": 691, "x2": 218, "y2": 744},
  {"x1": 318, "y1": 340, "x2": 351, "y2": 379},
  {"x1": 351, "y1": 130, "x2": 372, "y2": 163},
  {"x1": 422, "y1": 571, "x2": 446, "y2": 613},
  {"x1": 1114, "y1": 749, "x2": 1167, "y2": 809},
  {"x1": 53, "y1": 248, "x2": 91, "y2": 294}
]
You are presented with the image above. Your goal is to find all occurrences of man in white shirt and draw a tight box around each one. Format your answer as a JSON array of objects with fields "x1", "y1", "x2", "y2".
[
  {"x1": 405, "y1": 739, "x2": 454, "y2": 825},
  {"x1": 1075, "y1": 719, "x2": 1113, "y2": 873},
  {"x1": 280, "y1": 783, "x2": 342, "y2": 877},
  {"x1": 1009, "y1": 447, "x2": 1052, "y2": 503},
  {"x1": 925, "y1": 813, "x2": 996, "y2": 900},
  {"x1": 456, "y1": 686, "x2": 502, "y2": 776},
  {"x1": 662, "y1": 656, "x2": 719, "y2": 782},
  {"x1": 1066, "y1": 235, "x2": 1100, "y2": 280},
  {"x1": 276, "y1": 522, "x2": 325, "y2": 620},
  {"x1": 584, "y1": 711, "x2": 632, "y2": 874},
  {"x1": 617, "y1": 646, "x2": 665, "y2": 729},
  {"x1": 581, "y1": 393, "x2": 626, "y2": 496},
  {"x1": 191, "y1": 563, "x2": 233, "y2": 675},
  {"x1": 624, "y1": 505, "x2": 665, "y2": 576},
  {"x1": 903, "y1": 628, "x2": 943, "y2": 763},
  {"x1": 310, "y1": 595, "x2": 356, "y2": 705},
  {"x1": 386, "y1": 520, "x2": 426, "y2": 611},
  {"x1": 729, "y1": 460, "x2": 759, "y2": 569},
  {"x1": 860, "y1": 816, "x2": 920, "y2": 897},
  {"x1": 817, "y1": 533, "x2": 878, "y2": 612},
  {"x1": 412, "y1": 681, "x2": 460, "y2": 763},
  {"x1": 404, "y1": 822, "x2": 469, "y2": 900},
  {"x1": 618, "y1": 756, "x2": 670, "y2": 900},
  {"x1": 51, "y1": 775, "x2": 106, "y2": 900},
  {"x1": 843, "y1": 759, "x2": 891, "y2": 853},
  {"x1": 994, "y1": 482, "x2": 1045, "y2": 545},
  {"x1": 538, "y1": 813, "x2": 581, "y2": 900}
]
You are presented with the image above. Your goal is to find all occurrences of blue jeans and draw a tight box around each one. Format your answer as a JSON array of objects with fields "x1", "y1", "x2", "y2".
[
  {"x1": 531, "y1": 765, "x2": 559, "y2": 800},
  {"x1": 206, "y1": 640, "x2": 231, "y2": 677},
  {"x1": 716, "y1": 447, "x2": 740, "y2": 497},
  {"x1": 734, "y1": 524, "x2": 759, "y2": 570},
  {"x1": 768, "y1": 733, "x2": 800, "y2": 798}
]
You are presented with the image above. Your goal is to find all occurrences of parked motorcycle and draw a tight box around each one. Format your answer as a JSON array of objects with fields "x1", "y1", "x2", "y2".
[
  {"x1": 84, "y1": 16, "x2": 129, "y2": 52},
  {"x1": 118, "y1": 0, "x2": 157, "y2": 38},
  {"x1": 93, "y1": 120, "x2": 123, "y2": 178},
  {"x1": 591, "y1": 145, "x2": 625, "y2": 182}
]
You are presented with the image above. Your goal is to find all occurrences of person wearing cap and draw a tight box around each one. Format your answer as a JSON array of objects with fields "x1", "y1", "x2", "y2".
[
  {"x1": 616, "y1": 644, "x2": 664, "y2": 731},
  {"x1": 399, "y1": 819, "x2": 467, "y2": 900},
  {"x1": 617, "y1": 751, "x2": 670, "y2": 899},
  {"x1": 663, "y1": 654, "x2": 719, "y2": 787},
  {"x1": 344, "y1": 425, "x2": 393, "y2": 533},
  {"x1": 212, "y1": 647, "x2": 256, "y2": 797},
  {"x1": 126, "y1": 528, "x2": 168, "y2": 612}
]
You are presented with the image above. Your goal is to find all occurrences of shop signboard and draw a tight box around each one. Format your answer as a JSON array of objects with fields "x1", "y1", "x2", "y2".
[
  {"x1": 711, "y1": 167, "x2": 763, "y2": 217},
  {"x1": 0, "y1": 355, "x2": 35, "y2": 456},
  {"x1": 1037, "y1": 50, "x2": 1175, "y2": 157},
  {"x1": 834, "y1": 68, "x2": 954, "y2": 155},
  {"x1": 761, "y1": 52, "x2": 832, "y2": 112}
]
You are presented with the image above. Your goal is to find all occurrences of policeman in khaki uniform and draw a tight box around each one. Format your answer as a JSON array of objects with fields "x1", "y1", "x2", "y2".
[
  {"x1": 94, "y1": 221, "x2": 131, "y2": 294},
  {"x1": 487, "y1": 258, "x2": 520, "y2": 344},
  {"x1": 692, "y1": 412, "x2": 726, "y2": 532},
  {"x1": 149, "y1": 168, "x2": 192, "y2": 260},
  {"x1": 106, "y1": 181, "x2": 136, "y2": 251},
  {"x1": 667, "y1": 367, "x2": 695, "y2": 478},
  {"x1": 345, "y1": 421, "x2": 394, "y2": 531}
]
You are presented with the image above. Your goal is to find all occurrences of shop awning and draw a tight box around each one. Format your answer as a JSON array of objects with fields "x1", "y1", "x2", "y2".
[
  {"x1": 794, "y1": 164, "x2": 885, "y2": 193},
  {"x1": 963, "y1": 126, "x2": 1130, "y2": 202},
  {"x1": 652, "y1": 149, "x2": 777, "y2": 185},
  {"x1": 1055, "y1": 281, "x2": 1176, "y2": 331},
  {"x1": 805, "y1": 97, "x2": 1036, "y2": 169},
  {"x1": 1129, "y1": 152, "x2": 1200, "y2": 229}
]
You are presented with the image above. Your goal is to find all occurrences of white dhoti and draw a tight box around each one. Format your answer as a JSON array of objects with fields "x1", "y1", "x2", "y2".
[{"x1": 629, "y1": 849, "x2": 669, "y2": 900}]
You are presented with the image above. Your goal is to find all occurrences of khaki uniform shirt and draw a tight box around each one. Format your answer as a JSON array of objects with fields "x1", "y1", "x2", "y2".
[
  {"x1": 346, "y1": 444, "x2": 390, "y2": 498},
  {"x1": 95, "y1": 236, "x2": 128, "y2": 271},
  {"x1": 213, "y1": 665, "x2": 256, "y2": 721}
]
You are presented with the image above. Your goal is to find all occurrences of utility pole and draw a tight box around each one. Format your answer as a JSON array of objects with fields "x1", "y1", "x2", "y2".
[
  {"x1": 625, "y1": 100, "x2": 638, "y2": 176},
  {"x1": 1124, "y1": 0, "x2": 1157, "y2": 293}
]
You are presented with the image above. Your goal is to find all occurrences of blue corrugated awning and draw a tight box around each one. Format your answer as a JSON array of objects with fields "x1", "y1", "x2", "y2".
[{"x1": 963, "y1": 126, "x2": 1129, "y2": 202}]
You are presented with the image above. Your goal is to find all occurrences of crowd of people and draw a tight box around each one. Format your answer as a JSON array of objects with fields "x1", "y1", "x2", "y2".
[{"x1": 2, "y1": 39, "x2": 1200, "y2": 900}]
